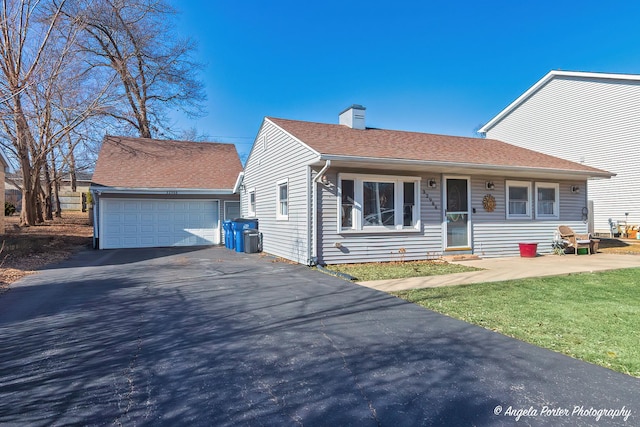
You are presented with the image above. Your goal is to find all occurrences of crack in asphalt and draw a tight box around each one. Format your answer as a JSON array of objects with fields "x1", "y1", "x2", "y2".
[
  {"x1": 320, "y1": 319, "x2": 381, "y2": 427},
  {"x1": 113, "y1": 286, "x2": 148, "y2": 426}
]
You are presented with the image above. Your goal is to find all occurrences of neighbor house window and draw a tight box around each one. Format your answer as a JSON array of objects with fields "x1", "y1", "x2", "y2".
[
  {"x1": 535, "y1": 182, "x2": 559, "y2": 219},
  {"x1": 338, "y1": 174, "x2": 420, "y2": 232},
  {"x1": 276, "y1": 179, "x2": 288, "y2": 220},
  {"x1": 247, "y1": 188, "x2": 256, "y2": 216},
  {"x1": 506, "y1": 180, "x2": 532, "y2": 219}
]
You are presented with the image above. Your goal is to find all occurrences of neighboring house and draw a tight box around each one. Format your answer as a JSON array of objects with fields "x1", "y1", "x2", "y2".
[
  {"x1": 5, "y1": 171, "x2": 93, "y2": 212},
  {"x1": 241, "y1": 105, "x2": 612, "y2": 265},
  {"x1": 479, "y1": 70, "x2": 638, "y2": 234},
  {"x1": 91, "y1": 136, "x2": 242, "y2": 249}
]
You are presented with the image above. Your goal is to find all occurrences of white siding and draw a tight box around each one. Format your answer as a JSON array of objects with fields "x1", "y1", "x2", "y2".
[
  {"x1": 485, "y1": 76, "x2": 639, "y2": 232},
  {"x1": 241, "y1": 120, "x2": 318, "y2": 264}
]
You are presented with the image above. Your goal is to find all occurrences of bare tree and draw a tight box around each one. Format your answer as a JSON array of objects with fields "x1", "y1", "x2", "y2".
[
  {"x1": 66, "y1": 0, "x2": 205, "y2": 138},
  {"x1": 0, "y1": 0, "x2": 67, "y2": 225},
  {"x1": 0, "y1": 0, "x2": 112, "y2": 225}
]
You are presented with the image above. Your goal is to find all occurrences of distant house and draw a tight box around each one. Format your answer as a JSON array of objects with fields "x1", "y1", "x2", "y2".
[
  {"x1": 479, "y1": 70, "x2": 637, "y2": 234},
  {"x1": 91, "y1": 136, "x2": 242, "y2": 249},
  {"x1": 241, "y1": 105, "x2": 612, "y2": 265},
  {"x1": 5, "y1": 171, "x2": 93, "y2": 212}
]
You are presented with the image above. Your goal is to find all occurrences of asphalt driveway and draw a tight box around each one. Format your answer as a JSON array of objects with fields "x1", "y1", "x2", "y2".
[{"x1": 0, "y1": 247, "x2": 638, "y2": 426}]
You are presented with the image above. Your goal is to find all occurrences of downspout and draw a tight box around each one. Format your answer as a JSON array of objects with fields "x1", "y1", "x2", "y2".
[{"x1": 310, "y1": 159, "x2": 331, "y2": 266}]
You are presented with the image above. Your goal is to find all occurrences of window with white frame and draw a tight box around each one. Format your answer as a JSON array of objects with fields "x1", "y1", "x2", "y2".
[
  {"x1": 339, "y1": 174, "x2": 420, "y2": 232},
  {"x1": 276, "y1": 179, "x2": 288, "y2": 220},
  {"x1": 506, "y1": 180, "x2": 532, "y2": 219},
  {"x1": 535, "y1": 182, "x2": 559, "y2": 219},
  {"x1": 247, "y1": 188, "x2": 256, "y2": 216}
]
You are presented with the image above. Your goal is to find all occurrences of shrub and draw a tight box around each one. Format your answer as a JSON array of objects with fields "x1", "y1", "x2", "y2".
[{"x1": 5, "y1": 202, "x2": 16, "y2": 216}]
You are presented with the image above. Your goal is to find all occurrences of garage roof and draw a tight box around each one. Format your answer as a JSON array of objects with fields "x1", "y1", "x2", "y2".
[{"x1": 92, "y1": 136, "x2": 242, "y2": 190}]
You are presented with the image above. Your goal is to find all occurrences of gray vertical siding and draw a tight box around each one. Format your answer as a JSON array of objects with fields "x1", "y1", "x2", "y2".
[
  {"x1": 242, "y1": 119, "x2": 318, "y2": 264},
  {"x1": 485, "y1": 76, "x2": 637, "y2": 232}
]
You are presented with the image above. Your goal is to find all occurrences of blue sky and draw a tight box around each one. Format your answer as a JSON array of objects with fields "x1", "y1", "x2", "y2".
[{"x1": 170, "y1": 0, "x2": 640, "y2": 161}]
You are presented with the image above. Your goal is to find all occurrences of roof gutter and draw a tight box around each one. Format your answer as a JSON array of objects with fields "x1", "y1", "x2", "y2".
[
  {"x1": 318, "y1": 155, "x2": 613, "y2": 179},
  {"x1": 89, "y1": 186, "x2": 236, "y2": 195}
]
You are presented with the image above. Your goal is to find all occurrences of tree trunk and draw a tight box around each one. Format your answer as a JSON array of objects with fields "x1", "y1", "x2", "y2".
[
  {"x1": 43, "y1": 161, "x2": 54, "y2": 221},
  {"x1": 67, "y1": 136, "x2": 77, "y2": 193}
]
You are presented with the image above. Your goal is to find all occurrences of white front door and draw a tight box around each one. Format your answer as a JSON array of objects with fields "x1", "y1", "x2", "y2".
[{"x1": 444, "y1": 177, "x2": 471, "y2": 250}]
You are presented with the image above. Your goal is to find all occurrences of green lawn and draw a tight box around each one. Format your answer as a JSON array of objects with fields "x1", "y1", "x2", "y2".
[
  {"x1": 393, "y1": 268, "x2": 640, "y2": 377},
  {"x1": 322, "y1": 260, "x2": 480, "y2": 282}
]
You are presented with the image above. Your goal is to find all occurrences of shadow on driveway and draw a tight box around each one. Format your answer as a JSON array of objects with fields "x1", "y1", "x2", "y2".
[{"x1": 0, "y1": 247, "x2": 637, "y2": 426}]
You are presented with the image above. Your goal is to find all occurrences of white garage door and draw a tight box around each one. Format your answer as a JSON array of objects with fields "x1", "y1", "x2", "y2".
[{"x1": 100, "y1": 198, "x2": 219, "y2": 249}]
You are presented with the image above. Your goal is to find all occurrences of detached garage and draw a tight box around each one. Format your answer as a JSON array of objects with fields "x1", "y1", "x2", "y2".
[{"x1": 91, "y1": 136, "x2": 242, "y2": 250}]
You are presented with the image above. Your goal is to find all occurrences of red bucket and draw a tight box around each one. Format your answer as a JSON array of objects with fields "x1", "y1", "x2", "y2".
[{"x1": 518, "y1": 243, "x2": 538, "y2": 258}]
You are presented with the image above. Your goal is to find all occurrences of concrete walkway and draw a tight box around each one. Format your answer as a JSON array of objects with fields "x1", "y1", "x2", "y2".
[{"x1": 358, "y1": 253, "x2": 640, "y2": 292}]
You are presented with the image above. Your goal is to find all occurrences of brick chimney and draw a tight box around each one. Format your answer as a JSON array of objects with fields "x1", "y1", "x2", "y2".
[{"x1": 339, "y1": 104, "x2": 366, "y2": 130}]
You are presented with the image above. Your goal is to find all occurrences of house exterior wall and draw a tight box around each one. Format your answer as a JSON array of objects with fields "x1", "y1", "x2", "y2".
[
  {"x1": 318, "y1": 171, "x2": 442, "y2": 264},
  {"x1": 470, "y1": 175, "x2": 588, "y2": 257},
  {"x1": 484, "y1": 75, "x2": 639, "y2": 233},
  {"x1": 241, "y1": 119, "x2": 318, "y2": 264},
  {"x1": 317, "y1": 169, "x2": 589, "y2": 264}
]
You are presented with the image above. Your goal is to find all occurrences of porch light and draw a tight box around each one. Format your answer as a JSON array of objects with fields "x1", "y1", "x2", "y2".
[
  {"x1": 485, "y1": 181, "x2": 495, "y2": 190},
  {"x1": 428, "y1": 179, "x2": 437, "y2": 188},
  {"x1": 570, "y1": 185, "x2": 580, "y2": 194}
]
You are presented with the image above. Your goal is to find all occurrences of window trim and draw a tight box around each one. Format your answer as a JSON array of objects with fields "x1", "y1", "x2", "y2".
[
  {"x1": 337, "y1": 173, "x2": 421, "y2": 233},
  {"x1": 535, "y1": 182, "x2": 560, "y2": 219},
  {"x1": 247, "y1": 188, "x2": 256, "y2": 217},
  {"x1": 276, "y1": 179, "x2": 289, "y2": 221},
  {"x1": 506, "y1": 180, "x2": 532, "y2": 220}
]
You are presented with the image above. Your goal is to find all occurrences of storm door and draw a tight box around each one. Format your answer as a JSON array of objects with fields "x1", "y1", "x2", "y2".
[{"x1": 444, "y1": 177, "x2": 471, "y2": 249}]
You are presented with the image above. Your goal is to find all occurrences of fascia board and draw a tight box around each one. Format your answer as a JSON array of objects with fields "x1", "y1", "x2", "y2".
[
  {"x1": 319, "y1": 154, "x2": 614, "y2": 179},
  {"x1": 89, "y1": 185, "x2": 235, "y2": 195}
]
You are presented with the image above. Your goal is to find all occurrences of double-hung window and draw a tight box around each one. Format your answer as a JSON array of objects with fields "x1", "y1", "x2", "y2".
[
  {"x1": 247, "y1": 188, "x2": 256, "y2": 217},
  {"x1": 339, "y1": 174, "x2": 420, "y2": 232},
  {"x1": 276, "y1": 179, "x2": 288, "y2": 220},
  {"x1": 506, "y1": 180, "x2": 532, "y2": 219},
  {"x1": 535, "y1": 182, "x2": 559, "y2": 219}
]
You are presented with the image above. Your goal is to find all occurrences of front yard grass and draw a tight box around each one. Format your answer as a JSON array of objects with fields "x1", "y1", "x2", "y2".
[
  {"x1": 393, "y1": 268, "x2": 640, "y2": 377},
  {"x1": 322, "y1": 260, "x2": 480, "y2": 282}
]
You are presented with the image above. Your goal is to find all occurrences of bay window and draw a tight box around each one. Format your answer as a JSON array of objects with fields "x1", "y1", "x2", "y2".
[{"x1": 338, "y1": 174, "x2": 420, "y2": 232}]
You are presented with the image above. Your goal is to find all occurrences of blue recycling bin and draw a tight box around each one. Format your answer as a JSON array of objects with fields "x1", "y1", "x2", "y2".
[
  {"x1": 223, "y1": 220, "x2": 233, "y2": 249},
  {"x1": 232, "y1": 218, "x2": 259, "y2": 252}
]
